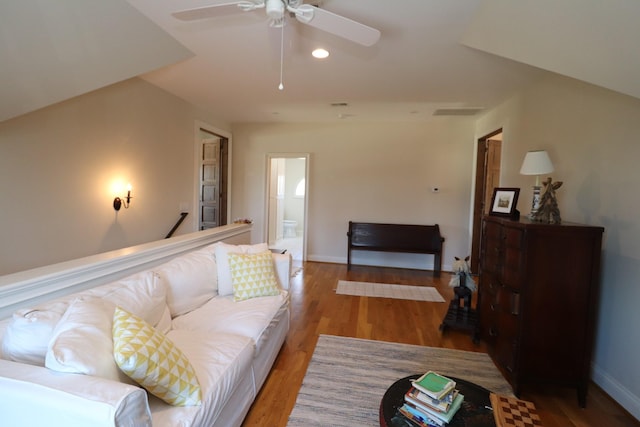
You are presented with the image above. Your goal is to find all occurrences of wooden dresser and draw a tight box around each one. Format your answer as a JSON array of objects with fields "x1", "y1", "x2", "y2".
[{"x1": 478, "y1": 216, "x2": 604, "y2": 407}]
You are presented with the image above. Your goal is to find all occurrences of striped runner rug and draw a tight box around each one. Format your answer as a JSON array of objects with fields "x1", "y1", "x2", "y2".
[
  {"x1": 288, "y1": 334, "x2": 513, "y2": 426},
  {"x1": 336, "y1": 280, "x2": 445, "y2": 302}
]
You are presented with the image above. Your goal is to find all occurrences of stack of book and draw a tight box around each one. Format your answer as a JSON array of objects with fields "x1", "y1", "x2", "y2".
[{"x1": 398, "y1": 371, "x2": 464, "y2": 427}]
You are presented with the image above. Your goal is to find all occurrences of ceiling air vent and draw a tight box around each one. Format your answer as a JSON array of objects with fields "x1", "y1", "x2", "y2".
[
  {"x1": 433, "y1": 108, "x2": 484, "y2": 116},
  {"x1": 331, "y1": 102, "x2": 349, "y2": 107}
]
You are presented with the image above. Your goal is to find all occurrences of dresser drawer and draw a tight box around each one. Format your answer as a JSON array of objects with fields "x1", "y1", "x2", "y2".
[
  {"x1": 496, "y1": 287, "x2": 520, "y2": 377},
  {"x1": 479, "y1": 276, "x2": 499, "y2": 346},
  {"x1": 495, "y1": 337, "x2": 518, "y2": 379},
  {"x1": 501, "y1": 249, "x2": 523, "y2": 288},
  {"x1": 504, "y1": 227, "x2": 523, "y2": 249},
  {"x1": 484, "y1": 220, "x2": 502, "y2": 242}
]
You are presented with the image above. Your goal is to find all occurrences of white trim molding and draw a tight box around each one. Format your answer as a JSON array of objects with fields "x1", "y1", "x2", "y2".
[
  {"x1": 0, "y1": 224, "x2": 251, "y2": 319},
  {"x1": 592, "y1": 363, "x2": 640, "y2": 420}
]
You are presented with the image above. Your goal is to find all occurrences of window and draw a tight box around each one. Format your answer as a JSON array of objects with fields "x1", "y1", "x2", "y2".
[{"x1": 295, "y1": 179, "x2": 305, "y2": 197}]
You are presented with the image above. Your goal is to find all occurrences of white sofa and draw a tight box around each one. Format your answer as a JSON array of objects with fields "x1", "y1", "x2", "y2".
[{"x1": 0, "y1": 240, "x2": 291, "y2": 427}]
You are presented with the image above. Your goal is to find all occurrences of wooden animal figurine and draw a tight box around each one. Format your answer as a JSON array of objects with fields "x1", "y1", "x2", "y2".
[
  {"x1": 532, "y1": 177, "x2": 563, "y2": 224},
  {"x1": 449, "y1": 256, "x2": 476, "y2": 311},
  {"x1": 449, "y1": 256, "x2": 476, "y2": 291}
]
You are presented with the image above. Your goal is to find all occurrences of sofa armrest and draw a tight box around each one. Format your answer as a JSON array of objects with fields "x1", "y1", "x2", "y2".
[
  {"x1": 272, "y1": 252, "x2": 292, "y2": 290},
  {"x1": 0, "y1": 359, "x2": 151, "y2": 427}
]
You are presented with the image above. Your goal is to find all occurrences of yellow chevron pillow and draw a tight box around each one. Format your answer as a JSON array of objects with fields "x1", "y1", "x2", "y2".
[
  {"x1": 112, "y1": 307, "x2": 201, "y2": 406},
  {"x1": 228, "y1": 250, "x2": 280, "y2": 301}
]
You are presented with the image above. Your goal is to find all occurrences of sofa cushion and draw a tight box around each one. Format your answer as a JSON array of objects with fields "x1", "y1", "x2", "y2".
[
  {"x1": 113, "y1": 307, "x2": 202, "y2": 407},
  {"x1": 170, "y1": 291, "x2": 289, "y2": 349},
  {"x1": 155, "y1": 306, "x2": 173, "y2": 335},
  {"x1": 101, "y1": 271, "x2": 167, "y2": 327},
  {"x1": 214, "y1": 242, "x2": 269, "y2": 296},
  {"x1": 1, "y1": 302, "x2": 67, "y2": 366},
  {"x1": 155, "y1": 248, "x2": 218, "y2": 317},
  {"x1": 148, "y1": 330, "x2": 255, "y2": 427},
  {"x1": 45, "y1": 298, "x2": 132, "y2": 383},
  {"x1": 228, "y1": 250, "x2": 281, "y2": 301},
  {"x1": 2, "y1": 271, "x2": 167, "y2": 368}
]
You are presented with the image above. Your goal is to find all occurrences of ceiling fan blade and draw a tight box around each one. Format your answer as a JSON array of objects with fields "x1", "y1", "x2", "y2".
[
  {"x1": 172, "y1": 1, "x2": 263, "y2": 21},
  {"x1": 300, "y1": 5, "x2": 380, "y2": 47}
]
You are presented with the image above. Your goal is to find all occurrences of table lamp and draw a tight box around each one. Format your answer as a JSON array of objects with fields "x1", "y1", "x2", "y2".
[{"x1": 520, "y1": 150, "x2": 554, "y2": 218}]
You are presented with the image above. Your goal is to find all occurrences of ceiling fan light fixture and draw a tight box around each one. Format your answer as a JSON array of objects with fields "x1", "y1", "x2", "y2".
[
  {"x1": 312, "y1": 48, "x2": 329, "y2": 59},
  {"x1": 173, "y1": 0, "x2": 380, "y2": 47},
  {"x1": 237, "y1": 1, "x2": 264, "y2": 12},
  {"x1": 265, "y1": 0, "x2": 285, "y2": 20},
  {"x1": 291, "y1": 4, "x2": 314, "y2": 23}
]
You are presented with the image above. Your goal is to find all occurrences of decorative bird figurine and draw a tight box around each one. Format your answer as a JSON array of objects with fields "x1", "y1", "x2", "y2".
[{"x1": 532, "y1": 177, "x2": 563, "y2": 224}]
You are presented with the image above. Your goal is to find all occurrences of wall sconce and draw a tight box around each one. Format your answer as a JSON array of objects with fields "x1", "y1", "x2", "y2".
[
  {"x1": 113, "y1": 183, "x2": 132, "y2": 211},
  {"x1": 520, "y1": 150, "x2": 554, "y2": 218}
]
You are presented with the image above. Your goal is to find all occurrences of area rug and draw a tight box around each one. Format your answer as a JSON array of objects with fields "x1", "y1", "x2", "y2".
[
  {"x1": 336, "y1": 280, "x2": 445, "y2": 302},
  {"x1": 287, "y1": 334, "x2": 513, "y2": 426}
]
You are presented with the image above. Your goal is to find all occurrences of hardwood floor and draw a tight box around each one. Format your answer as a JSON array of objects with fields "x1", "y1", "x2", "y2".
[{"x1": 242, "y1": 261, "x2": 639, "y2": 427}]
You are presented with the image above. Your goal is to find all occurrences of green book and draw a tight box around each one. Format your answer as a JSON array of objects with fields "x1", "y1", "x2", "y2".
[{"x1": 411, "y1": 371, "x2": 456, "y2": 399}]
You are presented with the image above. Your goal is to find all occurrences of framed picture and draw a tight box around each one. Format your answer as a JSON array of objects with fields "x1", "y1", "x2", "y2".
[{"x1": 489, "y1": 188, "x2": 520, "y2": 217}]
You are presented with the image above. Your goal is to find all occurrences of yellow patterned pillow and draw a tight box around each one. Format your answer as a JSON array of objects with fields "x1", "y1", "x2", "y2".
[
  {"x1": 112, "y1": 307, "x2": 201, "y2": 406},
  {"x1": 228, "y1": 250, "x2": 281, "y2": 301}
]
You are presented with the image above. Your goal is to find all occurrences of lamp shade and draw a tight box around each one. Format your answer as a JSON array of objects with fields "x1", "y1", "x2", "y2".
[{"x1": 520, "y1": 150, "x2": 554, "y2": 175}]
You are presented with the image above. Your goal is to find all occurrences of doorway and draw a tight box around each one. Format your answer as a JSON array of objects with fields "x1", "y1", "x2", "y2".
[
  {"x1": 469, "y1": 129, "x2": 502, "y2": 273},
  {"x1": 197, "y1": 127, "x2": 229, "y2": 230},
  {"x1": 266, "y1": 154, "x2": 309, "y2": 264}
]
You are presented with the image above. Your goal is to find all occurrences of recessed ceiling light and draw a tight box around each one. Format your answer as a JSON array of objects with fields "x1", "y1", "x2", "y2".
[{"x1": 312, "y1": 48, "x2": 329, "y2": 59}]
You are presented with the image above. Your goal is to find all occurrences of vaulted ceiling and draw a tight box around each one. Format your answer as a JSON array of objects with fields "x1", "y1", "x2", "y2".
[{"x1": 1, "y1": 0, "x2": 639, "y2": 124}]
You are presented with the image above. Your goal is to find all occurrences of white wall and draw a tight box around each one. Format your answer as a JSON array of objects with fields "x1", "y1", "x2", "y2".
[
  {"x1": 0, "y1": 78, "x2": 229, "y2": 275},
  {"x1": 230, "y1": 120, "x2": 476, "y2": 271},
  {"x1": 476, "y1": 73, "x2": 640, "y2": 419}
]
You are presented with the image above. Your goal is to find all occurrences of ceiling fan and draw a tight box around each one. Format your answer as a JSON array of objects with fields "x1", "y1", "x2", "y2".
[{"x1": 172, "y1": 0, "x2": 381, "y2": 47}]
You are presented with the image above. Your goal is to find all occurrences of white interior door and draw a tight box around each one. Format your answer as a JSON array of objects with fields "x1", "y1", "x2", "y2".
[{"x1": 266, "y1": 154, "x2": 309, "y2": 262}]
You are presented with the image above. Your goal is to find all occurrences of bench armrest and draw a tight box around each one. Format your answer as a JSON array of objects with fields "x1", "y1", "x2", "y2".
[{"x1": 0, "y1": 359, "x2": 151, "y2": 427}]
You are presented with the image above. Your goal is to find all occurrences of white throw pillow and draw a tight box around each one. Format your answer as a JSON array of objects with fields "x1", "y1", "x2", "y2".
[
  {"x1": 155, "y1": 248, "x2": 218, "y2": 317},
  {"x1": 102, "y1": 271, "x2": 167, "y2": 327},
  {"x1": 215, "y1": 242, "x2": 269, "y2": 296},
  {"x1": 155, "y1": 305, "x2": 173, "y2": 335},
  {"x1": 1, "y1": 302, "x2": 67, "y2": 366},
  {"x1": 45, "y1": 297, "x2": 132, "y2": 384}
]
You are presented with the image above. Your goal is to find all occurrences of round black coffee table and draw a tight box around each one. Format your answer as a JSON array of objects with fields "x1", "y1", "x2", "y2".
[{"x1": 379, "y1": 375, "x2": 496, "y2": 427}]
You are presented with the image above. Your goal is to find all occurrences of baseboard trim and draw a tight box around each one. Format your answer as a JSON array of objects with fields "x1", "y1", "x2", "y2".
[
  {"x1": 592, "y1": 363, "x2": 640, "y2": 420},
  {"x1": 307, "y1": 255, "x2": 452, "y2": 272}
]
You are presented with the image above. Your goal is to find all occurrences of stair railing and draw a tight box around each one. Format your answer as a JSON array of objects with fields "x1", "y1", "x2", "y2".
[{"x1": 165, "y1": 212, "x2": 189, "y2": 239}]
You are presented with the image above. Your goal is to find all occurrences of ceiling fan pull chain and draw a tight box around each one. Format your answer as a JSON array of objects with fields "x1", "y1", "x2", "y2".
[{"x1": 278, "y1": 22, "x2": 284, "y2": 90}]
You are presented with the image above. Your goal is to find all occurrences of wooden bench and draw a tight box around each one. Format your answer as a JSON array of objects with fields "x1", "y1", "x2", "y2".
[{"x1": 346, "y1": 221, "x2": 445, "y2": 276}]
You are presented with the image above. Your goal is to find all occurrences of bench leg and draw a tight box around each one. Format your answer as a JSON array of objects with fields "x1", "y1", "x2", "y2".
[{"x1": 433, "y1": 252, "x2": 441, "y2": 277}]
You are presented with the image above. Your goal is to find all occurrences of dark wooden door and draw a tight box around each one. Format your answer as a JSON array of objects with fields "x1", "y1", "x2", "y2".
[{"x1": 470, "y1": 130, "x2": 502, "y2": 273}]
